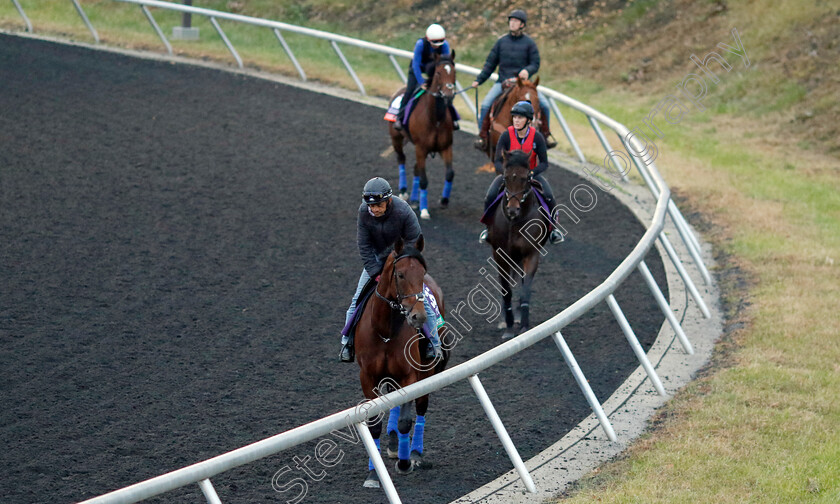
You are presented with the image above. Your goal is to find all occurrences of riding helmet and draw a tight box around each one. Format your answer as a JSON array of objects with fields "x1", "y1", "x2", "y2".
[
  {"x1": 426, "y1": 24, "x2": 446, "y2": 47},
  {"x1": 362, "y1": 177, "x2": 393, "y2": 204},
  {"x1": 508, "y1": 9, "x2": 527, "y2": 25},
  {"x1": 511, "y1": 100, "x2": 534, "y2": 120}
]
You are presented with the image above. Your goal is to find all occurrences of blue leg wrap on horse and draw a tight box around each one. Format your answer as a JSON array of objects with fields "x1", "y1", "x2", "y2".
[
  {"x1": 398, "y1": 164, "x2": 406, "y2": 191},
  {"x1": 411, "y1": 415, "x2": 425, "y2": 454},
  {"x1": 368, "y1": 438, "x2": 380, "y2": 471},
  {"x1": 411, "y1": 176, "x2": 420, "y2": 202},
  {"x1": 442, "y1": 180, "x2": 453, "y2": 199},
  {"x1": 420, "y1": 189, "x2": 428, "y2": 210},
  {"x1": 387, "y1": 406, "x2": 400, "y2": 434},
  {"x1": 398, "y1": 431, "x2": 410, "y2": 460}
]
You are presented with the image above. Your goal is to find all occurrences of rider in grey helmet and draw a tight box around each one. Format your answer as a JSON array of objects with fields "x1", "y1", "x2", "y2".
[{"x1": 339, "y1": 177, "x2": 442, "y2": 362}]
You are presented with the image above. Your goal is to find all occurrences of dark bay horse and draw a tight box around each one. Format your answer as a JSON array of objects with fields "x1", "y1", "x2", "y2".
[
  {"x1": 481, "y1": 77, "x2": 544, "y2": 164},
  {"x1": 354, "y1": 235, "x2": 450, "y2": 488},
  {"x1": 389, "y1": 52, "x2": 458, "y2": 220},
  {"x1": 482, "y1": 150, "x2": 552, "y2": 339}
]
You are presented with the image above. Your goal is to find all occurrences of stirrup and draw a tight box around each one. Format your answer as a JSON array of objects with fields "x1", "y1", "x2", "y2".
[
  {"x1": 452, "y1": 120, "x2": 460, "y2": 131},
  {"x1": 473, "y1": 137, "x2": 486, "y2": 151},
  {"x1": 479, "y1": 229, "x2": 488, "y2": 243},
  {"x1": 549, "y1": 229, "x2": 564, "y2": 244},
  {"x1": 339, "y1": 341, "x2": 354, "y2": 362},
  {"x1": 394, "y1": 120, "x2": 404, "y2": 131},
  {"x1": 424, "y1": 344, "x2": 439, "y2": 361}
]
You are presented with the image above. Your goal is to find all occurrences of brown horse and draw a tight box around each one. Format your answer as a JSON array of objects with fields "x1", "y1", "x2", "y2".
[
  {"x1": 354, "y1": 235, "x2": 450, "y2": 488},
  {"x1": 389, "y1": 52, "x2": 457, "y2": 220},
  {"x1": 482, "y1": 150, "x2": 552, "y2": 339},
  {"x1": 482, "y1": 76, "x2": 543, "y2": 163}
]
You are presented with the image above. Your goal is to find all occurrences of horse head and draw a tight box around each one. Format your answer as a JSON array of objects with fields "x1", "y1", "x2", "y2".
[
  {"x1": 381, "y1": 235, "x2": 428, "y2": 330},
  {"x1": 502, "y1": 150, "x2": 533, "y2": 220},
  {"x1": 511, "y1": 75, "x2": 543, "y2": 129},
  {"x1": 429, "y1": 52, "x2": 457, "y2": 104}
]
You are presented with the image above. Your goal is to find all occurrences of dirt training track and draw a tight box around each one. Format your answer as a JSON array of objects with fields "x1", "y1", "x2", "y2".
[{"x1": 0, "y1": 35, "x2": 667, "y2": 504}]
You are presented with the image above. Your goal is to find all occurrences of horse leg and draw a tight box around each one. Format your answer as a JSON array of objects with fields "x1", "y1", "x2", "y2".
[
  {"x1": 415, "y1": 149, "x2": 430, "y2": 219},
  {"x1": 385, "y1": 406, "x2": 401, "y2": 458},
  {"x1": 493, "y1": 250, "x2": 516, "y2": 339},
  {"x1": 440, "y1": 145, "x2": 454, "y2": 209},
  {"x1": 360, "y1": 375, "x2": 384, "y2": 488},
  {"x1": 518, "y1": 253, "x2": 541, "y2": 334},
  {"x1": 391, "y1": 135, "x2": 409, "y2": 200},
  {"x1": 410, "y1": 394, "x2": 430, "y2": 468},
  {"x1": 395, "y1": 399, "x2": 415, "y2": 473}
]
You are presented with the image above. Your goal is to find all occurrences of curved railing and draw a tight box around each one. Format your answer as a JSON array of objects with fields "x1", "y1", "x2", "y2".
[{"x1": 7, "y1": 2, "x2": 712, "y2": 503}]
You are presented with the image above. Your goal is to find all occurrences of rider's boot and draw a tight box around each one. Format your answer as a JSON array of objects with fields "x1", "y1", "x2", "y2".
[
  {"x1": 473, "y1": 114, "x2": 491, "y2": 150},
  {"x1": 394, "y1": 107, "x2": 405, "y2": 131},
  {"x1": 540, "y1": 121, "x2": 557, "y2": 149},
  {"x1": 339, "y1": 334, "x2": 354, "y2": 363},
  {"x1": 424, "y1": 340, "x2": 440, "y2": 361}
]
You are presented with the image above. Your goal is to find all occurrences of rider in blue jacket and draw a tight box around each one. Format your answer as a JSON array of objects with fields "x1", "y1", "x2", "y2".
[
  {"x1": 339, "y1": 177, "x2": 442, "y2": 362},
  {"x1": 394, "y1": 24, "x2": 458, "y2": 130}
]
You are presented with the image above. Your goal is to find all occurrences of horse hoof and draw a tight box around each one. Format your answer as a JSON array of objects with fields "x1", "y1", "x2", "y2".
[
  {"x1": 502, "y1": 328, "x2": 516, "y2": 340},
  {"x1": 518, "y1": 325, "x2": 530, "y2": 335},
  {"x1": 399, "y1": 190, "x2": 409, "y2": 201},
  {"x1": 410, "y1": 450, "x2": 427, "y2": 469},
  {"x1": 363, "y1": 470, "x2": 381, "y2": 488},
  {"x1": 420, "y1": 209, "x2": 431, "y2": 220},
  {"x1": 440, "y1": 197, "x2": 449, "y2": 208},
  {"x1": 387, "y1": 432, "x2": 399, "y2": 459},
  {"x1": 395, "y1": 459, "x2": 414, "y2": 474},
  {"x1": 496, "y1": 320, "x2": 508, "y2": 330}
]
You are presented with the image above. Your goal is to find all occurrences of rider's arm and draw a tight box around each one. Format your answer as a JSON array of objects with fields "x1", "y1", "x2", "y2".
[
  {"x1": 411, "y1": 39, "x2": 427, "y2": 85},
  {"x1": 357, "y1": 211, "x2": 381, "y2": 277},
  {"x1": 400, "y1": 202, "x2": 423, "y2": 246},
  {"x1": 441, "y1": 40, "x2": 452, "y2": 58},
  {"x1": 523, "y1": 38, "x2": 540, "y2": 80},
  {"x1": 493, "y1": 132, "x2": 511, "y2": 175},
  {"x1": 475, "y1": 39, "x2": 501, "y2": 85},
  {"x1": 531, "y1": 132, "x2": 549, "y2": 176}
]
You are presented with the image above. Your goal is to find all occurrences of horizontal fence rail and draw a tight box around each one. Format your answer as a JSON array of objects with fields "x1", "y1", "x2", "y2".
[{"x1": 6, "y1": 2, "x2": 712, "y2": 503}]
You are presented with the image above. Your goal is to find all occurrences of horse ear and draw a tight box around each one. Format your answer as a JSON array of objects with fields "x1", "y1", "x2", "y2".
[
  {"x1": 533, "y1": 75, "x2": 540, "y2": 86},
  {"x1": 502, "y1": 149, "x2": 512, "y2": 162},
  {"x1": 450, "y1": 50, "x2": 456, "y2": 61},
  {"x1": 516, "y1": 76, "x2": 523, "y2": 86},
  {"x1": 415, "y1": 234, "x2": 424, "y2": 252},
  {"x1": 395, "y1": 237, "x2": 404, "y2": 255}
]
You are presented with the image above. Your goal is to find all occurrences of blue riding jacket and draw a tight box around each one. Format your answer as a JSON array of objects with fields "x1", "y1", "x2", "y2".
[{"x1": 411, "y1": 38, "x2": 452, "y2": 85}]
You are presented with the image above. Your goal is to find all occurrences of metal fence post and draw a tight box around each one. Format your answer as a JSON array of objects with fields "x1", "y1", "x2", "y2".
[
  {"x1": 606, "y1": 294, "x2": 667, "y2": 396},
  {"x1": 70, "y1": 0, "x2": 99, "y2": 42}
]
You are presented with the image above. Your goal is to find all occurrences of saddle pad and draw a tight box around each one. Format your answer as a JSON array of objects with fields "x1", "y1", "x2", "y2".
[
  {"x1": 384, "y1": 95, "x2": 402, "y2": 122},
  {"x1": 343, "y1": 281, "x2": 444, "y2": 339}
]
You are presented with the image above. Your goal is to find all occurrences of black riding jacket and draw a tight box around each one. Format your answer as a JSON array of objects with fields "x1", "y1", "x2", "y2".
[
  {"x1": 357, "y1": 197, "x2": 422, "y2": 277},
  {"x1": 475, "y1": 32, "x2": 540, "y2": 85}
]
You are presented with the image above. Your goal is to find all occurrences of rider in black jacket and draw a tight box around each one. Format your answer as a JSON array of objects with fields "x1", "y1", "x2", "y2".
[
  {"x1": 480, "y1": 101, "x2": 564, "y2": 245},
  {"x1": 339, "y1": 177, "x2": 442, "y2": 362}
]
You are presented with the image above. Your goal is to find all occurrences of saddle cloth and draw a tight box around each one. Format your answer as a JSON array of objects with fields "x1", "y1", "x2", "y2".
[
  {"x1": 342, "y1": 279, "x2": 443, "y2": 340},
  {"x1": 383, "y1": 89, "x2": 461, "y2": 134}
]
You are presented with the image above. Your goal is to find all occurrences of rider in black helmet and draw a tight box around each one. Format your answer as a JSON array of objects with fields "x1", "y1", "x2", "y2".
[
  {"x1": 479, "y1": 101, "x2": 564, "y2": 244},
  {"x1": 339, "y1": 177, "x2": 442, "y2": 362},
  {"x1": 471, "y1": 9, "x2": 557, "y2": 150}
]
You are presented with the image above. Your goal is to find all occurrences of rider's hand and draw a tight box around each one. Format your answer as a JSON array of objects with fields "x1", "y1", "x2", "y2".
[
  {"x1": 375, "y1": 274, "x2": 381, "y2": 282},
  {"x1": 471, "y1": 81, "x2": 479, "y2": 88},
  {"x1": 518, "y1": 69, "x2": 530, "y2": 80},
  {"x1": 421, "y1": 83, "x2": 428, "y2": 90}
]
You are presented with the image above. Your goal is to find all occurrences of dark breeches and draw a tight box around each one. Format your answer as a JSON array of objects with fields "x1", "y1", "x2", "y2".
[{"x1": 484, "y1": 173, "x2": 557, "y2": 211}]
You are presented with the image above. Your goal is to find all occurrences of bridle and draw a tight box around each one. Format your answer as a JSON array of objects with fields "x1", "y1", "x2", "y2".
[
  {"x1": 503, "y1": 163, "x2": 533, "y2": 213},
  {"x1": 430, "y1": 61, "x2": 456, "y2": 102},
  {"x1": 374, "y1": 253, "x2": 426, "y2": 319}
]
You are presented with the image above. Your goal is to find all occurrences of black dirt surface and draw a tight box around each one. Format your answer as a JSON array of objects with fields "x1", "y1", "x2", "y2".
[{"x1": 0, "y1": 35, "x2": 667, "y2": 504}]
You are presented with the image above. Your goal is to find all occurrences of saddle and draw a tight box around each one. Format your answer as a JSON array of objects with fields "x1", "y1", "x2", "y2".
[
  {"x1": 488, "y1": 82, "x2": 518, "y2": 125},
  {"x1": 479, "y1": 179, "x2": 553, "y2": 227},
  {"x1": 383, "y1": 87, "x2": 461, "y2": 136}
]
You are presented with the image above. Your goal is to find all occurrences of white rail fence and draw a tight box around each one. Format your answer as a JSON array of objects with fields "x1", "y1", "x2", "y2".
[{"x1": 8, "y1": 2, "x2": 712, "y2": 503}]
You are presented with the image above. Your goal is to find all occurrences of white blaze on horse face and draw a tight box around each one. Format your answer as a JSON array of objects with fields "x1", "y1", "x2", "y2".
[
  {"x1": 524, "y1": 92, "x2": 531, "y2": 101},
  {"x1": 444, "y1": 64, "x2": 451, "y2": 75}
]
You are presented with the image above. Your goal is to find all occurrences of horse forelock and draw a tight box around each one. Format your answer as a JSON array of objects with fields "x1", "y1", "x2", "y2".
[
  {"x1": 505, "y1": 150, "x2": 531, "y2": 171},
  {"x1": 395, "y1": 246, "x2": 427, "y2": 272}
]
